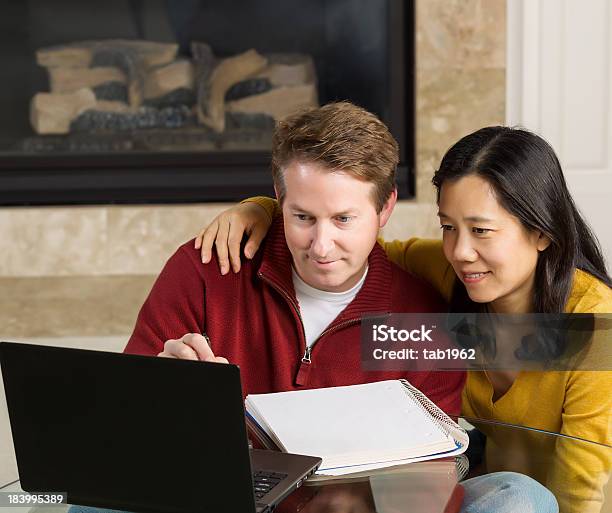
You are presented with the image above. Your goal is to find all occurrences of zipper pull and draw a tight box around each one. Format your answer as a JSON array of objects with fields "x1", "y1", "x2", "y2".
[{"x1": 295, "y1": 346, "x2": 312, "y2": 386}]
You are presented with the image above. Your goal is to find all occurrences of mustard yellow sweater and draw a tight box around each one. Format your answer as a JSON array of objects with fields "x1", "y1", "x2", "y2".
[
  {"x1": 383, "y1": 238, "x2": 612, "y2": 513},
  {"x1": 250, "y1": 196, "x2": 612, "y2": 513}
]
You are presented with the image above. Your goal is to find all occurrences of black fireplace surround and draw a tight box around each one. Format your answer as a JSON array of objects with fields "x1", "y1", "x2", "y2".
[{"x1": 0, "y1": 0, "x2": 414, "y2": 205}]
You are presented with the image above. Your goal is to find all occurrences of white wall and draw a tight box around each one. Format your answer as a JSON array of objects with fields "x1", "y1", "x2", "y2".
[{"x1": 507, "y1": 0, "x2": 612, "y2": 268}]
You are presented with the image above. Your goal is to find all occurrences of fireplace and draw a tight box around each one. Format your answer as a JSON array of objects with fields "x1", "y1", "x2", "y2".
[{"x1": 0, "y1": 0, "x2": 414, "y2": 205}]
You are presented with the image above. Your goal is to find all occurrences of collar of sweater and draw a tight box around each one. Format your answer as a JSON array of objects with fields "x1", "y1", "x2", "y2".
[{"x1": 257, "y1": 216, "x2": 393, "y2": 324}]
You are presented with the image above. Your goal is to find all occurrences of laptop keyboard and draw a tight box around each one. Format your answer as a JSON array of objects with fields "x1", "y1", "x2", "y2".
[{"x1": 253, "y1": 470, "x2": 288, "y2": 501}]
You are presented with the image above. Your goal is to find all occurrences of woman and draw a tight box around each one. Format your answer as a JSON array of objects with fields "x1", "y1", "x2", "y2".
[{"x1": 195, "y1": 126, "x2": 612, "y2": 512}]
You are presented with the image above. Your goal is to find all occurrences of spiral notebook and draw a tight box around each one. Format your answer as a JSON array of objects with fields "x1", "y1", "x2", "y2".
[{"x1": 245, "y1": 380, "x2": 468, "y2": 476}]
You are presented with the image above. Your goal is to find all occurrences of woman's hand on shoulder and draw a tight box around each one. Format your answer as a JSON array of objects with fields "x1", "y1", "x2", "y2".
[{"x1": 194, "y1": 202, "x2": 272, "y2": 274}]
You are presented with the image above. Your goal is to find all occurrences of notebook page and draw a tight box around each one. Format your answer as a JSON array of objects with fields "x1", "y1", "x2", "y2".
[{"x1": 245, "y1": 380, "x2": 455, "y2": 469}]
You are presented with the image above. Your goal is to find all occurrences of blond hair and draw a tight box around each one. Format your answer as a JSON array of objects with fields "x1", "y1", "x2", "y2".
[{"x1": 271, "y1": 102, "x2": 398, "y2": 212}]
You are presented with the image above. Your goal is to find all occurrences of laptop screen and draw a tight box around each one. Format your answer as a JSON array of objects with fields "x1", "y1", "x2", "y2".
[{"x1": 1, "y1": 342, "x2": 255, "y2": 513}]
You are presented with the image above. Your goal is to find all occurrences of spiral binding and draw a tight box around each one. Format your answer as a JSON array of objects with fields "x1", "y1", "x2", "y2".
[
  {"x1": 398, "y1": 379, "x2": 468, "y2": 448},
  {"x1": 455, "y1": 454, "x2": 469, "y2": 481}
]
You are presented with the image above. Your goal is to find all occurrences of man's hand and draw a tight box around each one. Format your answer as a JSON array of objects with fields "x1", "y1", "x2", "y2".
[
  {"x1": 157, "y1": 333, "x2": 229, "y2": 363},
  {"x1": 194, "y1": 202, "x2": 272, "y2": 275}
]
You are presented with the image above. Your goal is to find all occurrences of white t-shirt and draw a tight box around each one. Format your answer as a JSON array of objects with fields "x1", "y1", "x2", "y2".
[{"x1": 292, "y1": 267, "x2": 368, "y2": 348}]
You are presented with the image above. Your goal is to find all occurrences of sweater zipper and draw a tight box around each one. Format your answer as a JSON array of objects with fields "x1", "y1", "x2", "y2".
[
  {"x1": 296, "y1": 318, "x2": 361, "y2": 385},
  {"x1": 258, "y1": 271, "x2": 361, "y2": 386},
  {"x1": 258, "y1": 271, "x2": 308, "y2": 381}
]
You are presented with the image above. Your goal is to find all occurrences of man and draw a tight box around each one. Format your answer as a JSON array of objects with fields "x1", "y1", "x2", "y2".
[{"x1": 125, "y1": 102, "x2": 464, "y2": 415}]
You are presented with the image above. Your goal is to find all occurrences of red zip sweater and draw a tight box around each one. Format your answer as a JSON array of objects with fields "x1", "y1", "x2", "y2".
[{"x1": 125, "y1": 218, "x2": 465, "y2": 415}]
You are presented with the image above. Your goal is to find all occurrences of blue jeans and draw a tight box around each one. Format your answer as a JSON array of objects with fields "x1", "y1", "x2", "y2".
[{"x1": 461, "y1": 472, "x2": 559, "y2": 513}]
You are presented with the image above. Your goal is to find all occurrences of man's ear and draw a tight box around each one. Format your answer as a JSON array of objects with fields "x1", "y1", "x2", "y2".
[
  {"x1": 274, "y1": 184, "x2": 280, "y2": 201},
  {"x1": 378, "y1": 188, "x2": 398, "y2": 228}
]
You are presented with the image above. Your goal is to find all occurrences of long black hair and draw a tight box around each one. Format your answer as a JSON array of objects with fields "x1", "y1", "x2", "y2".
[{"x1": 432, "y1": 126, "x2": 611, "y2": 314}]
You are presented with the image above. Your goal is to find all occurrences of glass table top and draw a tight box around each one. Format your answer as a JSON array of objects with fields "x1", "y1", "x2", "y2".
[{"x1": 1, "y1": 417, "x2": 610, "y2": 513}]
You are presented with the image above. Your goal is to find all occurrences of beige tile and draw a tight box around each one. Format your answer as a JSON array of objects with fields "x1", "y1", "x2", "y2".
[
  {"x1": 417, "y1": 68, "x2": 506, "y2": 151},
  {"x1": 0, "y1": 206, "x2": 108, "y2": 277},
  {"x1": 381, "y1": 200, "x2": 442, "y2": 241},
  {"x1": 416, "y1": 68, "x2": 506, "y2": 200},
  {"x1": 107, "y1": 203, "x2": 233, "y2": 275},
  {"x1": 108, "y1": 275, "x2": 158, "y2": 333},
  {"x1": 417, "y1": 0, "x2": 506, "y2": 70},
  {"x1": 415, "y1": 148, "x2": 442, "y2": 205},
  {"x1": 3, "y1": 335, "x2": 129, "y2": 352},
  {"x1": 0, "y1": 375, "x2": 18, "y2": 488},
  {"x1": 0, "y1": 275, "x2": 155, "y2": 339}
]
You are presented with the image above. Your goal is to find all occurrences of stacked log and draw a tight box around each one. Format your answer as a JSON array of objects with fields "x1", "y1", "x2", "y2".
[
  {"x1": 225, "y1": 54, "x2": 318, "y2": 126},
  {"x1": 30, "y1": 39, "x2": 319, "y2": 137},
  {"x1": 32, "y1": 40, "x2": 188, "y2": 134},
  {"x1": 193, "y1": 43, "x2": 268, "y2": 133},
  {"x1": 30, "y1": 89, "x2": 130, "y2": 134}
]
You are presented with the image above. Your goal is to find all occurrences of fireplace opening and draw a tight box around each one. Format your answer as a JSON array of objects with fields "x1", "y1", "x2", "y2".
[{"x1": 0, "y1": 0, "x2": 414, "y2": 205}]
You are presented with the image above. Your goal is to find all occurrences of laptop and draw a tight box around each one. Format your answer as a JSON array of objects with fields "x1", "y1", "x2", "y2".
[{"x1": 0, "y1": 342, "x2": 321, "y2": 513}]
